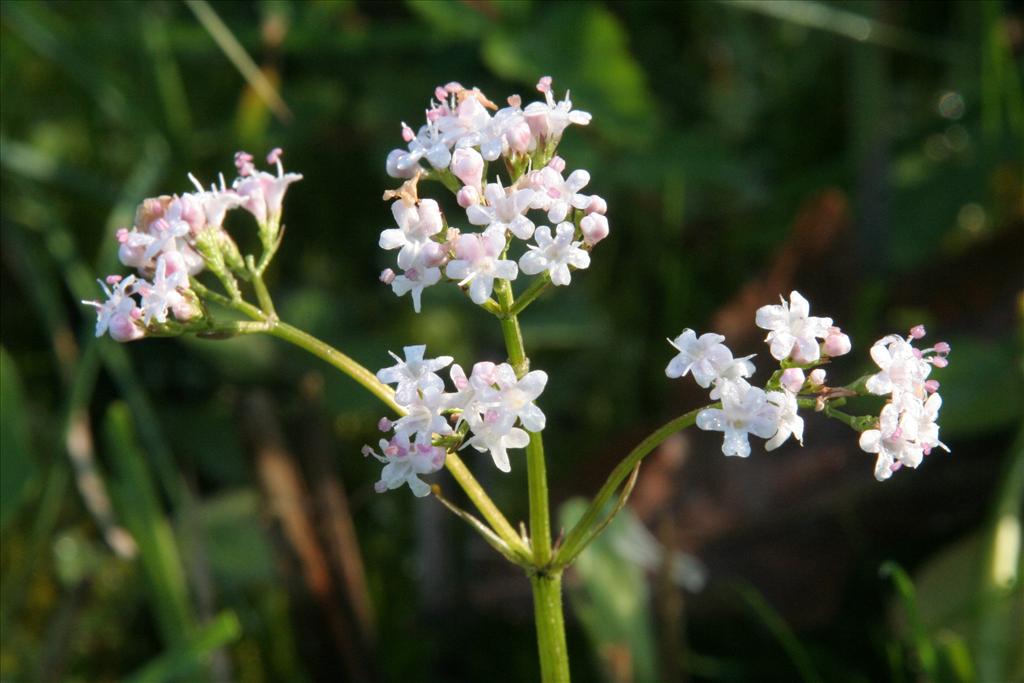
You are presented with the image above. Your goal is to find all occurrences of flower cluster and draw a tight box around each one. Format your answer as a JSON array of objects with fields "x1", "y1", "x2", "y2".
[
  {"x1": 379, "y1": 78, "x2": 608, "y2": 312},
  {"x1": 83, "y1": 149, "x2": 302, "y2": 341},
  {"x1": 666, "y1": 328, "x2": 802, "y2": 458},
  {"x1": 859, "y1": 326, "x2": 950, "y2": 480},
  {"x1": 367, "y1": 345, "x2": 548, "y2": 495}
]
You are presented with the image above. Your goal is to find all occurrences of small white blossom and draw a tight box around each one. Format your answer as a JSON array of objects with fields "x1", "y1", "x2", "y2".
[
  {"x1": 696, "y1": 380, "x2": 780, "y2": 458},
  {"x1": 665, "y1": 329, "x2": 754, "y2": 389},
  {"x1": 444, "y1": 230, "x2": 518, "y2": 305},
  {"x1": 447, "y1": 361, "x2": 500, "y2": 419},
  {"x1": 379, "y1": 200, "x2": 445, "y2": 271},
  {"x1": 526, "y1": 165, "x2": 592, "y2": 224},
  {"x1": 519, "y1": 223, "x2": 590, "y2": 286},
  {"x1": 232, "y1": 148, "x2": 303, "y2": 227},
  {"x1": 363, "y1": 436, "x2": 445, "y2": 497},
  {"x1": 765, "y1": 389, "x2": 804, "y2": 451},
  {"x1": 376, "y1": 345, "x2": 454, "y2": 405},
  {"x1": 464, "y1": 408, "x2": 531, "y2": 473},
  {"x1": 392, "y1": 387, "x2": 452, "y2": 444},
  {"x1": 755, "y1": 291, "x2": 833, "y2": 363},
  {"x1": 82, "y1": 275, "x2": 144, "y2": 342},
  {"x1": 859, "y1": 403, "x2": 924, "y2": 481},
  {"x1": 466, "y1": 181, "x2": 536, "y2": 240},
  {"x1": 523, "y1": 76, "x2": 592, "y2": 143},
  {"x1": 493, "y1": 364, "x2": 548, "y2": 432},
  {"x1": 865, "y1": 329, "x2": 948, "y2": 402},
  {"x1": 389, "y1": 265, "x2": 442, "y2": 313},
  {"x1": 138, "y1": 256, "x2": 186, "y2": 326}
]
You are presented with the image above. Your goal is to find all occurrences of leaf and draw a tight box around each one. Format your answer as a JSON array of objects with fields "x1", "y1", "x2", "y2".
[
  {"x1": 123, "y1": 610, "x2": 242, "y2": 683},
  {"x1": 104, "y1": 402, "x2": 195, "y2": 646},
  {"x1": 0, "y1": 347, "x2": 38, "y2": 532},
  {"x1": 560, "y1": 497, "x2": 658, "y2": 683}
]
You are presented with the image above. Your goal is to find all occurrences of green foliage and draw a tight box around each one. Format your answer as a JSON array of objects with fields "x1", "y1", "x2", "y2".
[{"x1": 0, "y1": 347, "x2": 37, "y2": 532}]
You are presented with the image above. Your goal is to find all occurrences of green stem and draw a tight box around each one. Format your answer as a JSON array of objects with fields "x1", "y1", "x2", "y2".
[
  {"x1": 555, "y1": 406, "x2": 707, "y2": 567},
  {"x1": 509, "y1": 274, "x2": 551, "y2": 316},
  {"x1": 495, "y1": 278, "x2": 568, "y2": 682},
  {"x1": 531, "y1": 572, "x2": 570, "y2": 683}
]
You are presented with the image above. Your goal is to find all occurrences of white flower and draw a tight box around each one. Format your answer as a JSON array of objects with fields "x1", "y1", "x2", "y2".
[
  {"x1": 450, "y1": 147, "x2": 484, "y2": 190},
  {"x1": 379, "y1": 200, "x2": 445, "y2": 271},
  {"x1": 438, "y1": 95, "x2": 492, "y2": 149},
  {"x1": 396, "y1": 120, "x2": 452, "y2": 174},
  {"x1": 364, "y1": 436, "x2": 445, "y2": 497},
  {"x1": 859, "y1": 402, "x2": 924, "y2": 481},
  {"x1": 82, "y1": 275, "x2": 144, "y2": 341},
  {"x1": 526, "y1": 165, "x2": 592, "y2": 223},
  {"x1": 779, "y1": 368, "x2": 806, "y2": 394},
  {"x1": 765, "y1": 389, "x2": 804, "y2": 451},
  {"x1": 665, "y1": 329, "x2": 754, "y2": 389},
  {"x1": 376, "y1": 345, "x2": 453, "y2": 405},
  {"x1": 493, "y1": 364, "x2": 548, "y2": 432},
  {"x1": 865, "y1": 335, "x2": 932, "y2": 401},
  {"x1": 447, "y1": 361, "x2": 500, "y2": 419},
  {"x1": 899, "y1": 392, "x2": 948, "y2": 456},
  {"x1": 755, "y1": 291, "x2": 833, "y2": 363},
  {"x1": 466, "y1": 181, "x2": 536, "y2": 240},
  {"x1": 696, "y1": 379, "x2": 780, "y2": 457},
  {"x1": 389, "y1": 265, "x2": 442, "y2": 313},
  {"x1": 519, "y1": 223, "x2": 590, "y2": 286},
  {"x1": 187, "y1": 173, "x2": 245, "y2": 230},
  {"x1": 464, "y1": 408, "x2": 531, "y2": 473},
  {"x1": 392, "y1": 387, "x2": 452, "y2": 443},
  {"x1": 523, "y1": 76, "x2": 592, "y2": 142},
  {"x1": 232, "y1": 148, "x2": 303, "y2": 228},
  {"x1": 138, "y1": 256, "x2": 186, "y2": 326},
  {"x1": 445, "y1": 230, "x2": 518, "y2": 305}
]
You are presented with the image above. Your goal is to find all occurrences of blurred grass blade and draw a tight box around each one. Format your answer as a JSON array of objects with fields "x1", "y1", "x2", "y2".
[
  {"x1": 123, "y1": 610, "x2": 242, "y2": 683},
  {"x1": 735, "y1": 582, "x2": 823, "y2": 683},
  {"x1": 720, "y1": 0, "x2": 960, "y2": 61},
  {"x1": 973, "y1": 427, "x2": 1024, "y2": 681},
  {"x1": 0, "y1": 347, "x2": 38, "y2": 533},
  {"x1": 104, "y1": 402, "x2": 195, "y2": 646},
  {"x1": 880, "y1": 561, "x2": 939, "y2": 679},
  {"x1": 184, "y1": 0, "x2": 292, "y2": 123},
  {"x1": 141, "y1": 7, "x2": 192, "y2": 137}
]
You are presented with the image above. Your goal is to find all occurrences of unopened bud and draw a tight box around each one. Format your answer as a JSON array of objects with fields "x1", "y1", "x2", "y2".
[
  {"x1": 823, "y1": 327, "x2": 852, "y2": 357},
  {"x1": 379, "y1": 268, "x2": 396, "y2": 285},
  {"x1": 586, "y1": 195, "x2": 608, "y2": 215},
  {"x1": 909, "y1": 324, "x2": 927, "y2": 339},
  {"x1": 456, "y1": 185, "x2": 480, "y2": 208},
  {"x1": 580, "y1": 213, "x2": 609, "y2": 246},
  {"x1": 809, "y1": 369, "x2": 827, "y2": 386},
  {"x1": 451, "y1": 148, "x2": 484, "y2": 190},
  {"x1": 780, "y1": 368, "x2": 806, "y2": 393}
]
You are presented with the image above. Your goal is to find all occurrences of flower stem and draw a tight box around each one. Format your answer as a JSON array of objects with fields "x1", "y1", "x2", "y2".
[
  {"x1": 531, "y1": 571, "x2": 570, "y2": 683},
  {"x1": 495, "y1": 279, "x2": 568, "y2": 681},
  {"x1": 554, "y1": 406, "x2": 707, "y2": 568}
]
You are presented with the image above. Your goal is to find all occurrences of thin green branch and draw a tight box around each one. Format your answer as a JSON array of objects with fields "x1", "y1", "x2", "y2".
[
  {"x1": 510, "y1": 274, "x2": 552, "y2": 316},
  {"x1": 432, "y1": 484, "x2": 532, "y2": 567},
  {"x1": 555, "y1": 406, "x2": 708, "y2": 568},
  {"x1": 555, "y1": 465, "x2": 640, "y2": 568}
]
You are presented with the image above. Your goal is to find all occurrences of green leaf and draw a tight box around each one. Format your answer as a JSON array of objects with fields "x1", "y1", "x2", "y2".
[
  {"x1": 0, "y1": 347, "x2": 38, "y2": 532},
  {"x1": 104, "y1": 402, "x2": 195, "y2": 646},
  {"x1": 560, "y1": 497, "x2": 658, "y2": 683},
  {"x1": 123, "y1": 610, "x2": 242, "y2": 683}
]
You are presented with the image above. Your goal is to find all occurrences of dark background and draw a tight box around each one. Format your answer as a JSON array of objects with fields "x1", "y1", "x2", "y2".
[{"x1": 1, "y1": 1, "x2": 1021, "y2": 682}]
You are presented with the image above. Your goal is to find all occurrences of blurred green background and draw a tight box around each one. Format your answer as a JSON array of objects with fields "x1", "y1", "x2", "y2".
[{"x1": 1, "y1": 1, "x2": 1022, "y2": 682}]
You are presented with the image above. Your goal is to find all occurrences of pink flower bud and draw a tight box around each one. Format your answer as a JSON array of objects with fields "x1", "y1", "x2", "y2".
[
  {"x1": 361, "y1": 445, "x2": 374, "y2": 457},
  {"x1": 378, "y1": 417, "x2": 393, "y2": 432},
  {"x1": 924, "y1": 379, "x2": 940, "y2": 393},
  {"x1": 451, "y1": 147, "x2": 484, "y2": 190},
  {"x1": 547, "y1": 156, "x2": 566, "y2": 173},
  {"x1": 234, "y1": 151, "x2": 255, "y2": 176},
  {"x1": 507, "y1": 94, "x2": 522, "y2": 108},
  {"x1": 909, "y1": 324, "x2": 926, "y2": 339},
  {"x1": 780, "y1": 368, "x2": 806, "y2": 393},
  {"x1": 434, "y1": 86, "x2": 448, "y2": 101},
  {"x1": 401, "y1": 122, "x2": 415, "y2": 143},
  {"x1": 933, "y1": 341, "x2": 950, "y2": 354},
  {"x1": 808, "y1": 369, "x2": 827, "y2": 386},
  {"x1": 421, "y1": 241, "x2": 448, "y2": 268},
  {"x1": 580, "y1": 213, "x2": 609, "y2": 246},
  {"x1": 456, "y1": 185, "x2": 480, "y2": 208},
  {"x1": 586, "y1": 195, "x2": 608, "y2": 215},
  {"x1": 105, "y1": 274, "x2": 123, "y2": 285},
  {"x1": 162, "y1": 250, "x2": 188, "y2": 277},
  {"x1": 536, "y1": 76, "x2": 553, "y2": 93},
  {"x1": 931, "y1": 356, "x2": 948, "y2": 368},
  {"x1": 823, "y1": 327, "x2": 852, "y2": 357},
  {"x1": 266, "y1": 147, "x2": 283, "y2": 165},
  {"x1": 379, "y1": 268, "x2": 396, "y2": 285},
  {"x1": 109, "y1": 312, "x2": 144, "y2": 342},
  {"x1": 507, "y1": 120, "x2": 532, "y2": 154},
  {"x1": 171, "y1": 298, "x2": 196, "y2": 322}
]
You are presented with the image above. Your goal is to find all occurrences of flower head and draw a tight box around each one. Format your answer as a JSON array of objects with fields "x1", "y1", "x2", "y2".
[
  {"x1": 445, "y1": 230, "x2": 518, "y2": 305},
  {"x1": 665, "y1": 330, "x2": 754, "y2": 389},
  {"x1": 519, "y1": 223, "x2": 590, "y2": 286},
  {"x1": 376, "y1": 345, "x2": 454, "y2": 405},
  {"x1": 364, "y1": 436, "x2": 445, "y2": 497}
]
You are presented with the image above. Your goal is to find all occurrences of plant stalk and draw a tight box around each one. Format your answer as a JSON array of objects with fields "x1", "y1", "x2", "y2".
[{"x1": 531, "y1": 572, "x2": 570, "y2": 683}]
